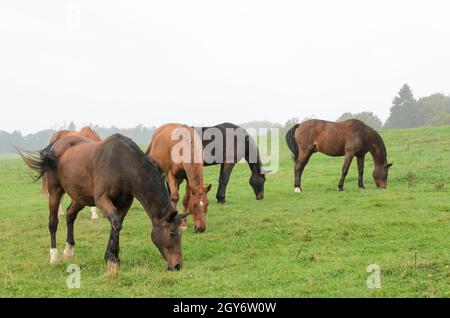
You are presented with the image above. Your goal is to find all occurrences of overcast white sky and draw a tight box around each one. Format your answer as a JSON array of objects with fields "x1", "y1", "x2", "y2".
[{"x1": 1, "y1": 0, "x2": 449, "y2": 134}]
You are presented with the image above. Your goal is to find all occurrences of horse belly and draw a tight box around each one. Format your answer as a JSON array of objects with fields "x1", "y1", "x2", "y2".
[
  {"x1": 315, "y1": 141, "x2": 345, "y2": 157},
  {"x1": 58, "y1": 151, "x2": 96, "y2": 206}
]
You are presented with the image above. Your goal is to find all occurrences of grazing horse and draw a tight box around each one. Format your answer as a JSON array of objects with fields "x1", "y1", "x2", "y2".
[
  {"x1": 147, "y1": 123, "x2": 212, "y2": 233},
  {"x1": 197, "y1": 122, "x2": 268, "y2": 204},
  {"x1": 18, "y1": 134, "x2": 185, "y2": 271},
  {"x1": 286, "y1": 119, "x2": 393, "y2": 192},
  {"x1": 42, "y1": 126, "x2": 101, "y2": 219}
]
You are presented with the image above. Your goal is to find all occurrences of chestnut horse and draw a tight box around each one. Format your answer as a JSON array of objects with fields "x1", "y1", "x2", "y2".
[
  {"x1": 198, "y1": 123, "x2": 269, "y2": 204},
  {"x1": 42, "y1": 126, "x2": 101, "y2": 219},
  {"x1": 147, "y1": 124, "x2": 212, "y2": 233},
  {"x1": 18, "y1": 134, "x2": 185, "y2": 271},
  {"x1": 286, "y1": 119, "x2": 393, "y2": 192}
]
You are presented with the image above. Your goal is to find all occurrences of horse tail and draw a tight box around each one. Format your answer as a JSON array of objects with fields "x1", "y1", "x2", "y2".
[
  {"x1": 15, "y1": 143, "x2": 58, "y2": 182},
  {"x1": 285, "y1": 124, "x2": 300, "y2": 161},
  {"x1": 41, "y1": 173, "x2": 49, "y2": 194}
]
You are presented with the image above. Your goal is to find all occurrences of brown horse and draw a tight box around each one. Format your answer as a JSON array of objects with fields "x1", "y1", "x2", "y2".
[
  {"x1": 42, "y1": 126, "x2": 102, "y2": 219},
  {"x1": 147, "y1": 124, "x2": 212, "y2": 233},
  {"x1": 18, "y1": 134, "x2": 185, "y2": 271},
  {"x1": 286, "y1": 119, "x2": 393, "y2": 192}
]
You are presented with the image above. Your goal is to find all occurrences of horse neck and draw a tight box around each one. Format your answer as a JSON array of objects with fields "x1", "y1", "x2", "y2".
[
  {"x1": 367, "y1": 132, "x2": 387, "y2": 167},
  {"x1": 247, "y1": 159, "x2": 262, "y2": 177},
  {"x1": 132, "y1": 167, "x2": 172, "y2": 223},
  {"x1": 245, "y1": 137, "x2": 262, "y2": 176},
  {"x1": 182, "y1": 163, "x2": 205, "y2": 193}
]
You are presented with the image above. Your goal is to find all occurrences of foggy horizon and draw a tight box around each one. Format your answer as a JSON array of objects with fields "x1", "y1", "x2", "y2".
[{"x1": 1, "y1": 1, "x2": 450, "y2": 134}]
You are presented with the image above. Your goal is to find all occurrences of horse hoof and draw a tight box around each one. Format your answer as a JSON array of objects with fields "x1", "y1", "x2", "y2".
[
  {"x1": 294, "y1": 187, "x2": 302, "y2": 193},
  {"x1": 63, "y1": 244, "x2": 74, "y2": 260},
  {"x1": 49, "y1": 248, "x2": 59, "y2": 264}
]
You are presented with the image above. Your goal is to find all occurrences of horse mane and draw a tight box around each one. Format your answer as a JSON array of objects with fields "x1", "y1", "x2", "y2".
[
  {"x1": 108, "y1": 134, "x2": 168, "y2": 189},
  {"x1": 364, "y1": 125, "x2": 387, "y2": 164}
]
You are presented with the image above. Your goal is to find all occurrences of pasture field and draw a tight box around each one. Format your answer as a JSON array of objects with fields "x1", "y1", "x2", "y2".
[{"x1": 0, "y1": 126, "x2": 449, "y2": 298}]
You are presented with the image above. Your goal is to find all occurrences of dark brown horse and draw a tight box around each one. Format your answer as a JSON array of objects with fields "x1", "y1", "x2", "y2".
[
  {"x1": 286, "y1": 119, "x2": 393, "y2": 192},
  {"x1": 197, "y1": 123, "x2": 268, "y2": 204},
  {"x1": 147, "y1": 123, "x2": 212, "y2": 233},
  {"x1": 18, "y1": 134, "x2": 185, "y2": 271},
  {"x1": 42, "y1": 126, "x2": 102, "y2": 219}
]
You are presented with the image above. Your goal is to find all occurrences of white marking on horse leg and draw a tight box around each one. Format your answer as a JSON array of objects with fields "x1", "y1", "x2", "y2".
[
  {"x1": 58, "y1": 204, "x2": 65, "y2": 216},
  {"x1": 107, "y1": 260, "x2": 120, "y2": 274},
  {"x1": 295, "y1": 187, "x2": 302, "y2": 193},
  {"x1": 90, "y1": 207, "x2": 99, "y2": 219},
  {"x1": 63, "y1": 243, "x2": 74, "y2": 260},
  {"x1": 50, "y1": 248, "x2": 59, "y2": 264}
]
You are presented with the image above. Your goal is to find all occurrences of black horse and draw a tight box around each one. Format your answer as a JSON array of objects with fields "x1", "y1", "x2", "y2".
[{"x1": 195, "y1": 122, "x2": 269, "y2": 204}]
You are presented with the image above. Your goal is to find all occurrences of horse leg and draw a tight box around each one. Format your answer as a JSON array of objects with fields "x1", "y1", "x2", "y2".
[
  {"x1": 167, "y1": 172, "x2": 180, "y2": 209},
  {"x1": 90, "y1": 207, "x2": 99, "y2": 219},
  {"x1": 41, "y1": 173, "x2": 48, "y2": 195},
  {"x1": 64, "y1": 201, "x2": 85, "y2": 260},
  {"x1": 294, "y1": 149, "x2": 313, "y2": 192},
  {"x1": 338, "y1": 152, "x2": 355, "y2": 192},
  {"x1": 216, "y1": 163, "x2": 235, "y2": 204},
  {"x1": 58, "y1": 194, "x2": 65, "y2": 216},
  {"x1": 357, "y1": 155, "x2": 365, "y2": 189},
  {"x1": 96, "y1": 195, "x2": 128, "y2": 272},
  {"x1": 48, "y1": 189, "x2": 63, "y2": 264},
  {"x1": 181, "y1": 184, "x2": 191, "y2": 230},
  {"x1": 58, "y1": 204, "x2": 65, "y2": 216}
]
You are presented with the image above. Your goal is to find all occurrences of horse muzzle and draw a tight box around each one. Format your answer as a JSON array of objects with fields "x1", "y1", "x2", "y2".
[{"x1": 167, "y1": 263, "x2": 182, "y2": 271}]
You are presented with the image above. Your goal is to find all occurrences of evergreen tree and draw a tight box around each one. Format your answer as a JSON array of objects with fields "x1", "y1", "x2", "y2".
[
  {"x1": 384, "y1": 84, "x2": 419, "y2": 128},
  {"x1": 68, "y1": 121, "x2": 76, "y2": 131}
]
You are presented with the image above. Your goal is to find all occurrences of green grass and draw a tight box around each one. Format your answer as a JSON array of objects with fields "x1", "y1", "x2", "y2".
[{"x1": 0, "y1": 126, "x2": 449, "y2": 297}]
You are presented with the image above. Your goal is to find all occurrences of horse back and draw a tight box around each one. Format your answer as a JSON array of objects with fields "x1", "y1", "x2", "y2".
[
  {"x1": 149, "y1": 123, "x2": 204, "y2": 173},
  {"x1": 296, "y1": 119, "x2": 369, "y2": 156}
]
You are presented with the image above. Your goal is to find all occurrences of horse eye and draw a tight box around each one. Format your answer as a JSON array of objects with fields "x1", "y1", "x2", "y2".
[{"x1": 170, "y1": 232, "x2": 176, "y2": 238}]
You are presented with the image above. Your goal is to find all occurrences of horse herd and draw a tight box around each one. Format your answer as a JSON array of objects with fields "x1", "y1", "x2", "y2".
[{"x1": 18, "y1": 119, "x2": 392, "y2": 272}]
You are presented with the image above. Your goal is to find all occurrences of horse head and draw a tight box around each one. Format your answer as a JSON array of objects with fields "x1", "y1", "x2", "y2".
[
  {"x1": 151, "y1": 208, "x2": 189, "y2": 271},
  {"x1": 249, "y1": 168, "x2": 270, "y2": 200},
  {"x1": 373, "y1": 163, "x2": 393, "y2": 189},
  {"x1": 187, "y1": 184, "x2": 212, "y2": 233}
]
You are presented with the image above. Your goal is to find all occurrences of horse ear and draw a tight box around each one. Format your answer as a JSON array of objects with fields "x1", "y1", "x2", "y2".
[
  {"x1": 386, "y1": 163, "x2": 393, "y2": 169},
  {"x1": 166, "y1": 210, "x2": 178, "y2": 222},
  {"x1": 181, "y1": 212, "x2": 191, "y2": 219},
  {"x1": 205, "y1": 184, "x2": 212, "y2": 193},
  {"x1": 187, "y1": 184, "x2": 196, "y2": 196}
]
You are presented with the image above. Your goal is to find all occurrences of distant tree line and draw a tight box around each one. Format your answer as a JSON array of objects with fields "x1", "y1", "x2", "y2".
[
  {"x1": 384, "y1": 84, "x2": 450, "y2": 128},
  {"x1": 283, "y1": 84, "x2": 450, "y2": 131},
  {"x1": 0, "y1": 123, "x2": 156, "y2": 154},
  {"x1": 2, "y1": 84, "x2": 449, "y2": 153}
]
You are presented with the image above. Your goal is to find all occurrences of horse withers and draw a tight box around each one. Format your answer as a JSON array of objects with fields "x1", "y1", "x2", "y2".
[
  {"x1": 18, "y1": 134, "x2": 186, "y2": 271},
  {"x1": 286, "y1": 119, "x2": 393, "y2": 192},
  {"x1": 42, "y1": 126, "x2": 101, "y2": 219},
  {"x1": 198, "y1": 123, "x2": 269, "y2": 204},
  {"x1": 147, "y1": 123, "x2": 212, "y2": 233}
]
